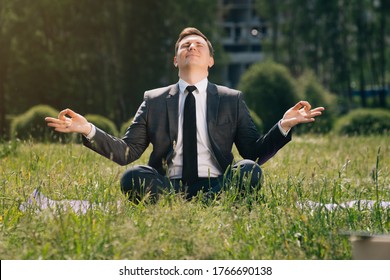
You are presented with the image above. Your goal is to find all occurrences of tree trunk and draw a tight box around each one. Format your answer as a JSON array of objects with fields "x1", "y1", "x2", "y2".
[
  {"x1": 378, "y1": 0, "x2": 387, "y2": 107},
  {"x1": 356, "y1": 0, "x2": 367, "y2": 107},
  {"x1": 0, "y1": 72, "x2": 6, "y2": 138},
  {"x1": 270, "y1": 0, "x2": 279, "y2": 61},
  {"x1": 0, "y1": 36, "x2": 8, "y2": 139}
]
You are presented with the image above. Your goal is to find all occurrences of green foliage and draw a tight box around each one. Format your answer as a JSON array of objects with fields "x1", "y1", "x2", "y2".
[
  {"x1": 249, "y1": 109, "x2": 264, "y2": 134},
  {"x1": 10, "y1": 105, "x2": 70, "y2": 142},
  {"x1": 0, "y1": 140, "x2": 18, "y2": 159},
  {"x1": 334, "y1": 109, "x2": 390, "y2": 136},
  {"x1": 295, "y1": 71, "x2": 337, "y2": 134},
  {"x1": 85, "y1": 114, "x2": 119, "y2": 137},
  {"x1": 255, "y1": 0, "x2": 389, "y2": 109},
  {"x1": 238, "y1": 61, "x2": 299, "y2": 131},
  {"x1": 1, "y1": 0, "x2": 223, "y2": 132}
]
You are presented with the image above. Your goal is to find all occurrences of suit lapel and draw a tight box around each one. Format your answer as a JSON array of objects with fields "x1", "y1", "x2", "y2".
[
  {"x1": 166, "y1": 84, "x2": 180, "y2": 142},
  {"x1": 206, "y1": 82, "x2": 227, "y2": 170},
  {"x1": 206, "y1": 82, "x2": 220, "y2": 134}
]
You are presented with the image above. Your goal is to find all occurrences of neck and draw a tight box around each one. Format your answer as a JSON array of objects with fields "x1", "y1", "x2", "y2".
[{"x1": 178, "y1": 68, "x2": 208, "y2": 85}]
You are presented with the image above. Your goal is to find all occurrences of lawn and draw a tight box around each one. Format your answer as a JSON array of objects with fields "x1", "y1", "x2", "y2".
[{"x1": 0, "y1": 135, "x2": 389, "y2": 259}]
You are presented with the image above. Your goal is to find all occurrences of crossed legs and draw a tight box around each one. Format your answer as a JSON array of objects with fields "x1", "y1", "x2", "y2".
[{"x1": 120, "y1": 159, "x2": 263, "y2": 201}]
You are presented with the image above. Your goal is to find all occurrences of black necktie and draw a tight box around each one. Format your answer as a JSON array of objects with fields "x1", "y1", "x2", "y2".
[{"x1": 182, "y1": 85, "x2": 198, "y2": 184}]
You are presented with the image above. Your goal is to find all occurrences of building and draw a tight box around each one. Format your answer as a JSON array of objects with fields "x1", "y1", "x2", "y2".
[{"x1": 218, "y1": 0, "x2": 265, "y2": 87}]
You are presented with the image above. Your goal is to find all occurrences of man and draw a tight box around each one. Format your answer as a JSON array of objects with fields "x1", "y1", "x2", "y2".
[{"x1": 45, "y1": 27, "x2": 324, "y2": 201}]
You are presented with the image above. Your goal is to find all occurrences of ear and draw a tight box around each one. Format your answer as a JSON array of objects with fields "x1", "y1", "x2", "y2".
[
  {"x1": 173, "y1": 56, "x2": 178, "y2": 68},
  {"x1": 208, "y1": 56, "x2": 214, "y2": 68}
]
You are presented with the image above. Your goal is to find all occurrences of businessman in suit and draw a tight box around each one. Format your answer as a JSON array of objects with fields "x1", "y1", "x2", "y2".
[{"x1": 46, "y1": 27, "x2": 324, "y2": 201}]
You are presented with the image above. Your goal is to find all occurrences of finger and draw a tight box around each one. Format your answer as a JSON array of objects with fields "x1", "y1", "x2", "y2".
[
  {"x1": 292, "y1": 101, "x2": 311, "y2": 111},
  {"x1": 47, "y1": 121, "x2": 69, "y2": 128},
  {"x1": 46, "y1": 121, "x2": 61, "y2": 128},
  {"x1": 291, "y1": 102, "x2": 303, "y2": 110},
  {"x1": 311, "y1": 107, "x2": 325, "y2": 112},
  {"x1": 307, "y1": 107, "x2": 325, "y2": 118},
  {"x1": 45, "y1": 116, "x2": 64, "y2": 124},
  {"x1": 54, "y1": 127, "x2": 71, "y2": 133},
  {"x1": 46, "y1": 115, "x2": 71, "y2": 130},
  {"x1": 58, "y1": 108, "x2": 78, "y2": 121},
  {"x1": 63, "y1": 108, "x2": 78, "y2": 118},
  {"x1": 45, "y1": 115, "x2": 68, "y2": 124},
  {"x1": 300, "y1": 101, "x2": 312, "y2": 111},
  {"x1": 300, "y1": 117, "x2": 316, "y2": 123},
  {"x1": 307, "y1": 118, "x2": 315, "y2": 123},
  {"x1": 58, "y1": 109, "x2": 69, "y2": 121}
]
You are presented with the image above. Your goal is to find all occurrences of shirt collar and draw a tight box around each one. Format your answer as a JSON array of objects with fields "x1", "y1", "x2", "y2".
[{"x1": 178, "y1": 78, "x2": 208, "y2": 94}]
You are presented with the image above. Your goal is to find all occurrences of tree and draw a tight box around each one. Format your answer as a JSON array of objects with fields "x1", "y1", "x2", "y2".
[
  {"x1": 0, "y1": 0, "x2": 12, "y2": 138},
  {"x1": 378, "y1": 0, "x2": 389, "y2": 107},
  {"x1": 1, "y1": 0, "x2": 223, "y2": 134},
  {"x1": 255, "y1": 0, "x2": 389, "y2": 110},
  {"x1": 255, "y1": 0, "x2": 282, "y2": 62}
]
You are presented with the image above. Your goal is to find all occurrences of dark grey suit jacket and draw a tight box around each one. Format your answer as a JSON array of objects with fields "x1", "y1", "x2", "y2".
[{"x1": 83, "y1": 82, "x2": 291, "y2": 175}]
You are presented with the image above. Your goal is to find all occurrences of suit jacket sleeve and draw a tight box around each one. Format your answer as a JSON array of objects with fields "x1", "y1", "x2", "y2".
[
  {"x1": 234, "y1": 93, "x2": 292, "y2": 165},
  {"x1": 82, "y1": 100, "x2": 150, "y2": 166}
]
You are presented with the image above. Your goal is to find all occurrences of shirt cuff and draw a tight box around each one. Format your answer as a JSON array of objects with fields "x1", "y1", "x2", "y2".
[
  {"x1": 84, "y1": 123, "x2": 96, "y2": 140},
  {"x1": 278, "y1": 120, "x2": 290, "y2": 137}
]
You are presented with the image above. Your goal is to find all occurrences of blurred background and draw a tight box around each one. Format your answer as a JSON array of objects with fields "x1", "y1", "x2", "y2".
[{"x1": 0, "y1": 0, "x2": 389, "y2": 140}]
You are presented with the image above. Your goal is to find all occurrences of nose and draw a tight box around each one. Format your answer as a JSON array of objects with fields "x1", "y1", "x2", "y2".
[{"x1": 188, "y1": 42, "x2": 196, "y2": 51}]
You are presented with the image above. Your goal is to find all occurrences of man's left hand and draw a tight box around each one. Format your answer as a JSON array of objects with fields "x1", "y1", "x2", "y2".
[{"x1": 280, "y1": 101, "x2": 325, "y2": 131}]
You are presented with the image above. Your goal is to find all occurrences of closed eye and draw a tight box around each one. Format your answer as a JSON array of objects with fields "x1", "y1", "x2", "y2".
[{"x1": 180, "y1": 41, "x2": 206, "y2": 49}]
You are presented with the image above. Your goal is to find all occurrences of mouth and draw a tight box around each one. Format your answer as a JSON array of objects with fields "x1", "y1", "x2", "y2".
[{"x1": 186, "y1": 53, "x2": 199, "y2": 59}]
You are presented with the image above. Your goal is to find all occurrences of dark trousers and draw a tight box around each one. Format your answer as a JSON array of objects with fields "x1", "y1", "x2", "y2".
[{"x1": 120, "y1": 159, "x2": 262, "y2": 201}]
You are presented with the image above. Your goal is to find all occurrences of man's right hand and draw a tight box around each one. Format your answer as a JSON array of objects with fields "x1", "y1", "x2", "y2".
[{"x1": 45, "y1": 108, "x2": 92, "y2": 136}]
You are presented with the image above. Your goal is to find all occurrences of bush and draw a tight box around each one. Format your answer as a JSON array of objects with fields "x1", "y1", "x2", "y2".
[
  {"x1": 10, "y1": 105, "x2": 71, "y2": 142},
  {"x1": 238, "y1": 61, "x2": 299, "y2": 131},
  {"x1": 295, "y1": 71, "x2": 337, "y2": 134},
  {"x1": 1, "y1": 115, "x2": 14, "y2": 141},
  {"x1": 333, "y1": 108, "x2": 390, "y2": 136},
  {"x1": 85, "y1": 114, "x2": 119, "y2": 137}
]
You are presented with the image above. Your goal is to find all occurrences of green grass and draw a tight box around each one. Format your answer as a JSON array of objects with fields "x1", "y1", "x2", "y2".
[{"x1": 0, "y1": 135, "x2": 389, "y2": 259}]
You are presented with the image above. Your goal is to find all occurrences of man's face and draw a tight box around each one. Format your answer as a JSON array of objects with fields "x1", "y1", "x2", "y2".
[{"x1": 174, "y1": 35, "x2": 214, "y2": 70}]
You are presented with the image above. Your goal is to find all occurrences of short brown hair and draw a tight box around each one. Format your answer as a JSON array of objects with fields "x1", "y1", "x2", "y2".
[{"x1": 175, "y1": 27, "x2": 214, "y2": 57}]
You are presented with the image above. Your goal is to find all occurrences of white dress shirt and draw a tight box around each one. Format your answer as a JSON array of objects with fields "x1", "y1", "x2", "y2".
[{"x1": 168, "y1": 78, "x2": 221, "y2": 179}]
